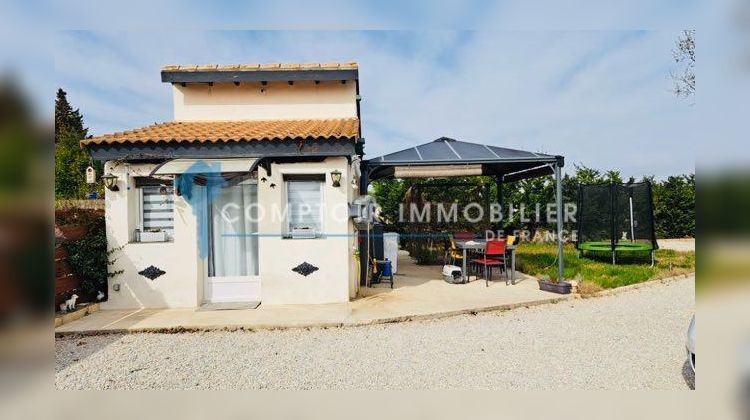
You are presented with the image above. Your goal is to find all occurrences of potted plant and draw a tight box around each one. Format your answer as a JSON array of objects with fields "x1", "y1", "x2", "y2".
[{"x1": 537, "y1": 274, "x2": 572, "y2": 294}]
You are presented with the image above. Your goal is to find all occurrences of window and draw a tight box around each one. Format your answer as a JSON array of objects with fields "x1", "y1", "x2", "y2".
[
  {"x1": 285, "y1": 175, "x2": 324, "y2": 237},
  {"x1": 135, "y1": 177, "x2": 174, "y2": 242}
]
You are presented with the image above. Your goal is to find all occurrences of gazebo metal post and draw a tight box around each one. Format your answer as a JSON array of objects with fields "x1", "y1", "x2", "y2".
[
  {"x1": 484, "y1": 183, "x2": 491, "y2": 231},
  {"x1": 359, "y1": 161, "x2": 370, "y2": 286},
  {"x1": 495, "y1": 177, "x2": 503, "y2": 232},
  {"x1": 554, "y1": 159, "x2": 565, "y2": 282}
]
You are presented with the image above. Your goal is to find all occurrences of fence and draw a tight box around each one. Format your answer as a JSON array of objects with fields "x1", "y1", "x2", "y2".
[
  {"x1": 54, "y1": 200, "x2": 104, "y2": 308},
  {"x1": 54, "y1": 245, "x2": 79, "y2": 307}
]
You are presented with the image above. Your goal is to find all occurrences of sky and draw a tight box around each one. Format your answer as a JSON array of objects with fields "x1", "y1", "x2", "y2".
[
  {"x1": 53, "y1": 29, "x2": 697, "y2": 179},
  {"x1": 3, "y1": 0, "x2": 747, "y2": 178},
  {"x1": 0, "y1": 0, "x2": 736, "y2": 180}
]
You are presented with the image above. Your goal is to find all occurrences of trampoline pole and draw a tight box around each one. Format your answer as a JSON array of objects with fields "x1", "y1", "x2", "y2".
[
  {"x1": 629, "y1": 195, "x2": 635, "y2": 242},
  {"x1": 365, "y1": 223, "x2": 372, "y2": 287}
]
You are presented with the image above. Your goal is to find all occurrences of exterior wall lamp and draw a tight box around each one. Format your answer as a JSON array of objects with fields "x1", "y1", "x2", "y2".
[
  {"x1": 330, "y1": 170, "x2": 342, "y2": 187},
  {"x1": 102, "y1": 173, "x2": 119, "y2": 191}
]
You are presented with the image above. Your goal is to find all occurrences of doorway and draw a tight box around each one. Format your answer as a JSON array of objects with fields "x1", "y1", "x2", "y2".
[{"x1": 204, "y1": 175, "x2": 260, "y2": 303}]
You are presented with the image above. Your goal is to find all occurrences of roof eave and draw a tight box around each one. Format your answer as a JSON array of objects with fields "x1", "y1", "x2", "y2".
[
  {"x1": 83, "y1": 137, "x2": 357, "y2": 162},
  {"x1": 364, "y1": 156, "x2": 559, "y2": 166},
  {"x1": 161, "y1": 69, "x2": 359, "y2": 84},
  {"x1": 80, "y1": 135, "x2": 357, "y2": 148}
]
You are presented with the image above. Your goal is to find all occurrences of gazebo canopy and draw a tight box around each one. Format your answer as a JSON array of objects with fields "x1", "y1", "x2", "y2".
[
  {"x1": 359, "y1": 136, "x2": 566, "y2": 286},
  {"x1": 365, "y1": 137, "x2": 563, "y2": 183}
]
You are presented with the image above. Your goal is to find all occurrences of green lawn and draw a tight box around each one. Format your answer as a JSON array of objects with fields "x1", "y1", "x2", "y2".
[{"x1": 515, "y1": 243, "x2": 695, "y2": 289}]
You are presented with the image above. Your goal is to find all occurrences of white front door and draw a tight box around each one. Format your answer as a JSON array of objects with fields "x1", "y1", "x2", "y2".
[{"x1": 205, "y1": 176, "x2": 260, "y2": 303}]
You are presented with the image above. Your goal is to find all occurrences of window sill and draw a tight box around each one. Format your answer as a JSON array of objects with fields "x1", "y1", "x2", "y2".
[
  {"x1": 129, "y1": 240, "x2": 174, "y2": 245},
  {"x1": 281, "y1": 234, "x2": 325, "y2": 240},
  {"x1": 134, "y1": 230, "x2": 172, "y2": 243}
]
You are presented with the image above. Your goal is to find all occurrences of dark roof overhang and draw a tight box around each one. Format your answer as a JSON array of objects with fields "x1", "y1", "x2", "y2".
[
  {"x1": 161, "y1": 69, "x2": 359, "y2": 84},
  {"x1": 85, "y1": 137, "x2": 356, "y2": 162}
]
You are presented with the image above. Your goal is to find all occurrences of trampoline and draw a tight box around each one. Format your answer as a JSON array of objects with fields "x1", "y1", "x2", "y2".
[
  {"x1": 578, "y1": 241, "x2": 653, "y2": 253},
  {"x1": 576, "y1": 182, "x2": 658, "y2": 264}
]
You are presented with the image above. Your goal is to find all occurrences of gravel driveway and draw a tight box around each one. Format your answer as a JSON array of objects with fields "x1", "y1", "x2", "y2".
[{"x1": 56, "y1": 276, "x2": 695, "y2": 390}]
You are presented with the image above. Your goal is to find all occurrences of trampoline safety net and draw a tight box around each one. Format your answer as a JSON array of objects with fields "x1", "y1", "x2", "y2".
[{"x1": 576, "y1": 182, "x2": 658, "y2": 253}]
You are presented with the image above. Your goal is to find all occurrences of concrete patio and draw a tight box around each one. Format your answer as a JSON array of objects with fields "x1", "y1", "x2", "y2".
[{"x1": 55, "y1": 253, "x2": 570, "y2": 336}]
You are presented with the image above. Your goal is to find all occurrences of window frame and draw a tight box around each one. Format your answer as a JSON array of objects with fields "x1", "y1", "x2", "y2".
[
  {"x1": 134, "y1": 177, "x2": 175, "y2": 243},
  {"x1": 283, "y1": 174, "x2": 325, "y2": 239}
]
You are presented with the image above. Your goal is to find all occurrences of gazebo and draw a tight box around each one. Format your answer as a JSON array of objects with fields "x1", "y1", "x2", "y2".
[{"x1": 360, "y1": 137, "x2": 565, "y2": 285}]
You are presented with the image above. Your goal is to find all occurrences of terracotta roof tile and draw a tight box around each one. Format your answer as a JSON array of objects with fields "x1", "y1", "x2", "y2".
[
  {"x1": 161, "y1": 62, "x2": 358, "y2": 72},
  {"x1": 80, "y1": 118, "x2": 359, "y2": 146}
]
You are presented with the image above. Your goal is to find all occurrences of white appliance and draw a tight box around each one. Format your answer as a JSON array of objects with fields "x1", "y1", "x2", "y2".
[{"x1": 383, "y1": 232, "x2": 399, "y2": 274}]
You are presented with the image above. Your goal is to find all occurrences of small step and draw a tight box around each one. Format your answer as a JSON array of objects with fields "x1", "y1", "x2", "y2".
[{"x1": 198, "y1": 301, "x2": 261, "y2": 311}]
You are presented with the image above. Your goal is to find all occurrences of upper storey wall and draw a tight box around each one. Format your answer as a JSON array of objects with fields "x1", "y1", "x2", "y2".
[{"x1": 172, "y1": 80, "x2": 358, "y2": 121}]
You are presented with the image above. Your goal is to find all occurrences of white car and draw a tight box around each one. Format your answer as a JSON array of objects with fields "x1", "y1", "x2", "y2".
[{"x1": 686, "y1": 315, "x2": 695, "y2": 372}]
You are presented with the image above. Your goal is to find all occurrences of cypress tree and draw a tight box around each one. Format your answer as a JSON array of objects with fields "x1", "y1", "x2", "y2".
[
  {"x1": 54, "y1": 88, "x2": 100, "y2": 198},
  {"x1": 55, "y1": 88, "x2": 88, "y2": 142}
]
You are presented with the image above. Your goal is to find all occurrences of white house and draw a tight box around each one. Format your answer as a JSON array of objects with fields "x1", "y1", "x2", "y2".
[{"x1": 81, "y1": 63, "x2": 363, "y2": 308}]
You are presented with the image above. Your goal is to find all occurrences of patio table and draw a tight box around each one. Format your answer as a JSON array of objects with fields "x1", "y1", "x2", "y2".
[{"x1": 455, "y1": 240, "x2": 516, "y2": 285}]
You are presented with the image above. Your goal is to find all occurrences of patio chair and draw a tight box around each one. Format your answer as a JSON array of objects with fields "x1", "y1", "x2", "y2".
[
  {"x1": 471, "y1": 239, "x2": 507, "y2": 287},
  {"x1": 444, "y1": 236, "x2": 464, "y2": 267}
]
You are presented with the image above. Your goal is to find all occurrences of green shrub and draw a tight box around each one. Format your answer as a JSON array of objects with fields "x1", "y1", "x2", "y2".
[{"x1": 65, "y1": 217, "x2": 122, "y2": 296}]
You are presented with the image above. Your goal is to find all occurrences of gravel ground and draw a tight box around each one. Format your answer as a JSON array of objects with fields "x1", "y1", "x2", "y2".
[
  {"x1": 658, "y1": 239, "x2": 696, "y2": 252},
  {"x1": 56, "y1": 276, "x2": 695, "y2": 390}
]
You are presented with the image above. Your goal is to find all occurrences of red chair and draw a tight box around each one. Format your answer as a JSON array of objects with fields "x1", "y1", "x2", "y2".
[{"x1": 472, "y1": 239, "x2": 506, "y2": 287}]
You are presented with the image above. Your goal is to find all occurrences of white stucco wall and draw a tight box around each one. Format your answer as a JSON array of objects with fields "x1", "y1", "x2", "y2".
[
  {"x1": 172, "y1": 81, "x2": 358, "y2": 121},
  {"x1": 257, "y1": 157, "x2": 357, "y2": 305},
  {"x1": 101, "y1": 162, "x2": 203, "y2": 310},
  {"x1": 101, "y1": 157, "x2": 359, "y2": 308}
]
